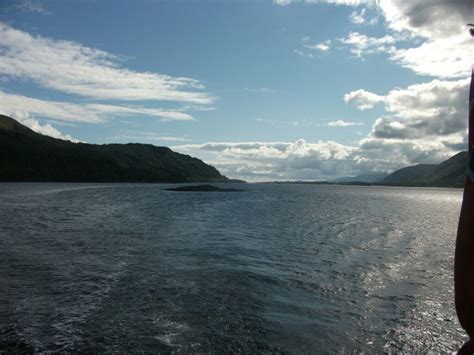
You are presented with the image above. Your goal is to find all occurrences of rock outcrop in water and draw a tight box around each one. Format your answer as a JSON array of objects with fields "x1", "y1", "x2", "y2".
[
  {"x1": 165, "y1": 184, "x2": 243, "y2": 192},
  {"x1": 0, "y1": 115, "x2": 229, "y2": 183}
]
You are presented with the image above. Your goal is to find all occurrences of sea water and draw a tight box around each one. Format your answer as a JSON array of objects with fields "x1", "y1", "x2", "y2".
[{"x1": 0, "y1": 183, "x2": 466, "y2": 352}]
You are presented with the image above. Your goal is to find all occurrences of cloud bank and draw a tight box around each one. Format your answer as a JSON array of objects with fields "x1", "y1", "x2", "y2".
[
  {"x1": 0, "y1": 22, "x2": 213, "y2": 139},
  {"x1": 172, "y1": 0, "x2": 473, "y2": 181},
  {"x1": 0, "y1": 23, "x2": 213, "y2": 104}
]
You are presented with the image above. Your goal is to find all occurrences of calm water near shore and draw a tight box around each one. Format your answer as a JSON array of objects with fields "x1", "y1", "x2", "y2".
[{"x1": 0, "y1": 183, "x2": 467, "y2": 352}]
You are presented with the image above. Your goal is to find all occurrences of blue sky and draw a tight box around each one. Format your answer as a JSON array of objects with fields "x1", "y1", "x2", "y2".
[{"x1": 0, "y1": 0, "x2": 472, "y2": 181}]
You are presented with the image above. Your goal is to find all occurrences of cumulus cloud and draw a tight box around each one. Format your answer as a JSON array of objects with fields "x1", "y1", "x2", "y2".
[
  {"x1": 173, "y1": 136, "x2": 456, "y2": 181},
  {"x1": 174, "y1": 139, "x2": 360, "y2": 181},
  {"x1": 339, "y1": 1, "x2": 472, "y2": 180},
  {"x1": 378, "y1": 0, "x2": 472, "y2": 39},
  {"x1": 349, "y1": 8, "x2": 378, "y2": 25},
  {"x1": 24, "y1": 119, "x2": 77, "y2": 142},
  {"x1": 346, "y1": 78, "x2": 470, "y2": 139},
  {"x1": 358, "y1": 135, "x2": 462, "y2": 167},
  {"x1": 174, "y1": 75, "x2": 470, "y2": 181},
  {"x1": 304, "y1": 40, "x2": 332, "y2": 52},
  {"x1": 169, "y1": 72, "x2": 471, "y2": 181},
  {"x1": 343, "y1": 78, "x2": 469, "y2": 176},
  {"x1": 339, "y1": 30, "x2": 473, "y2": 79},
  {"x1": 194, "y1": 0, "x2": 472, "y2": 181},
  {"x1": 289, "y1": 0, "x2": 473, "y2": 78},
  {"x1": 9, "y1": 114, "x2": 78, "y2": 142},
  {"x1": 296, "y1": 39, "x2": 332, "y2": 57},
  {"x1": 343, "y1": 1, "x2": 473, "y2": 78},
  {"x1": 0, "y1": 22, "x2": 213, "y2": 104},
  {"x1": 173, "y1": 133, "x2": 465, "y2": 181},
  {"x1": 343, "y1": 89, "x2": 385, "y2": 109},
  {"x1": 280, "y1": 1, "x2": 473, "y2": 78},
  {"x1": 327, "y1": 120, "x2": 364, "y2": 127}
]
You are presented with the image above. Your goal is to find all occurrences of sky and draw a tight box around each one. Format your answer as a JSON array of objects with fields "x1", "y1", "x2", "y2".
[{"x1": 0, "y1": 0, "x2": 473, "y2": 181}]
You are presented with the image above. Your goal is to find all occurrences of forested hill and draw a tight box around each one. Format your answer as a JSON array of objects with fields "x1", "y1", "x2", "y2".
[
  {"x1": 0, "y1": 115, "x2": 228, "y2": 183},
  {"x1": 381, "y1": 151, "x2": 468, "y2": 188}
]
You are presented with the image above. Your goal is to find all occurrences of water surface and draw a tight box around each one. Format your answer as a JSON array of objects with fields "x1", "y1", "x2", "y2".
[{"x1": 0, "y1": 183, "x2": 466, "y2": 352}]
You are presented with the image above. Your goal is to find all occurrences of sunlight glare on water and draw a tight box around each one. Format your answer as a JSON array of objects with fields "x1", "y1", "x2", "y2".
[{"x1": 0, "y1": 183, "x2": 466, "y2": 353}]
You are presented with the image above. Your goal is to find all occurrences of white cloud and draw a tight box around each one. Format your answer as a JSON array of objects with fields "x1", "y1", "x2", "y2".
[
  {"x1": 110, "y1": 132, "x2": 189, "y2": 143},
  {"x1": 358, "y1": 135, "x2": 462, "y2": 168},
  {"x1": 339, "y1": 32, "x2": 397, "y2": 57},
  {"x1": 173, "y1": 133, "x2": 466, "y2": 181},
  {"x1": 273, "y1": 0, "x2": 294, "y2": 5},
  {"x1": 349, "y1": 8, "x2": 366, "y2": 24},
  {"x1": 343, "y1": 89, "x2": 385, "y2": 110},
  {"x1": 244, "y1": 87, "x2": 277, "y2": 94},
  {"x1": 338, "y1": 1, "x2": 472, "y2": 181},
  {"x1": 318, "y1": 0, "x2": 371, "y2": 4},
  {"x1": 0, "y1": 22, "x2": 214, "y2": 104},
  {"x1": 87, "y1": 104, "x2": 194, "y2": 121},
  {"x1": 377, "y1": 0, "x2": 472, "y2": 39},
  {"x1": 172, "y1": 76, "x2": 470, "y2": 181},
  {"x1": 0, "y1": 91, "x2": 104, "y2": 123},
  {"x1": 385, "y1": 79, "x2": 469, "y2": 120},
  {"x1": 289, "y1": 1, "x2": 473, "y2": 78},
  {"x1": 391, "y1": 34, "x2": 473, "y2": 78},
  {"x1": 2, "y1": 1, "x2": 470, "y2": 181},
  {"x1": 174, "y1": 139, "x2": 359, "y2": 181},
  {"x1": 377, "y1": 79, "x2": 469, "y2": 138},
  {"x1": 304, "y1": 40, "x2": 332, "y2": 52},
  {"x1": 209, "y1": 0, "x2": 473, "y2": 181},
  {"x1": 4, "y1": 110, "x2": 78, "y2": 142},
  {"x1": 172, "y1": 137, "x2": 443, "y2": 181},
  {"x1": 274, "y1": 0, "x2": 372, "y2": 6},
  {"x1": 346, "y1": 78, "x2": 469, "y2": 139},
  {"x1": 0, "y1": 91, "x2": 195, "y2": 123},
  {"x1": 18, "y1": 116, "x2": 78, "y2": 142},
  {"x1": 349, "y1": 8, "x2": 378, "y2": 25},
  {"x1": 342, "y1": 77, "x2": 469, "y2": 175},
  {"x1": 340, "y1": 1, "x2": 473, "y2": 78},
  {"x1": 328, "y1": 120, "x2": 364, "y2": 127},
  {"x1": 14, "y1": 0, "x2": 49, "y2": 14}
]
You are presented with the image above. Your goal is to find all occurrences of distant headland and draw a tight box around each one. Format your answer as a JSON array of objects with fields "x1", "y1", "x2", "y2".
[
  {"x1": 0, "y1": 114, "x2": 468, "y2": 187},
  {"x1": 268, "y1": 151, "x2": 468, "y2": 189},
  {"x1": 0, "y1": 115, "x2": 233, "y2": 183}
]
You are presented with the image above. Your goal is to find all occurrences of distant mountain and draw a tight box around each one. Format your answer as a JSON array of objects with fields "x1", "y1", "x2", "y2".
[
  {"x1": 0, "y1": 115, "x2": 229, "y2": 183},
  {"x1": 332, "y1": 173, "x2": 388, "y2": 184},
  {"x1": 382, "y1": 164, "x2": 437, "y2": 185},
  {"x1": 382, "y1": 151, "x2": 468, "y2": 188}
]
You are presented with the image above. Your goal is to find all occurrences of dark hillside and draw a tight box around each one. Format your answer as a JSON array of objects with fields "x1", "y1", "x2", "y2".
[{"x1": 0, "y1": 115, "x2": 228, "y2": 183}]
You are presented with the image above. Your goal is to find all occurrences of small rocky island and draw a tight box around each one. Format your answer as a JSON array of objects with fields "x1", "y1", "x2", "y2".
[{"x1": 164, "y1": 184, "x2": 243, "y2": 192}]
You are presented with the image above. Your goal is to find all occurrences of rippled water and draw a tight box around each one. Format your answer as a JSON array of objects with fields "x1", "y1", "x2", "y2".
[{"x1": 0, "y1": 183, "x2": 467, "y2": 353}]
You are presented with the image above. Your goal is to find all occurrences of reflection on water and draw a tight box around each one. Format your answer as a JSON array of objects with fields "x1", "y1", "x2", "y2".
[{"x1": 0, "y1": 183, "x2": 466, "y2": 352}]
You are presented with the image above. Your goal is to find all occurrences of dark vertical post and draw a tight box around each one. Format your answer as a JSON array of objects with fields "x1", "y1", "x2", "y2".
[{"x1": 454, "y1": 25, "x2": 474, "y2": 354}]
